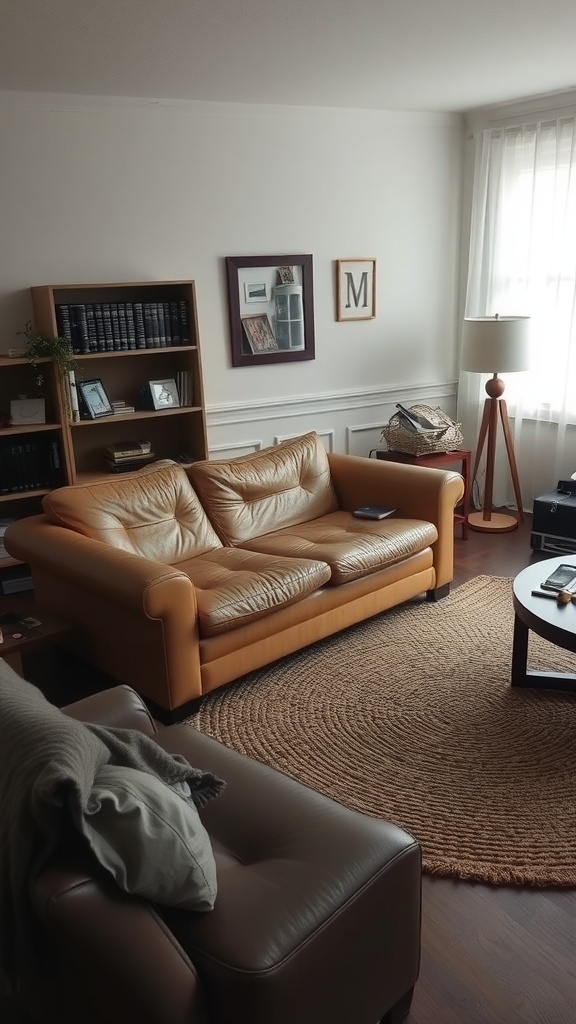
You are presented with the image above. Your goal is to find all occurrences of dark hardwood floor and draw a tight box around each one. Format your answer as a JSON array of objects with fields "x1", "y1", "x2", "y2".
[
  {"x1": 411, "y1": 516, "x2": 576, "y2": 1024},
  {"x1": 3, "y1": 514, "x2": 576, "y2": 1023}
]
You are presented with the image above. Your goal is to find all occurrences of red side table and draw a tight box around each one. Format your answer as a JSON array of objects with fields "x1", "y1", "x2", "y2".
[{"x1": 374, "y1": 449, "x2": 471, "y2": 539}]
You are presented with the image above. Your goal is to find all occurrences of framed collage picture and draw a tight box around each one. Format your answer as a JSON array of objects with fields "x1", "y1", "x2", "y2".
[{"x1": 225, "y1": 254, "x2": 315, "y2": 367}]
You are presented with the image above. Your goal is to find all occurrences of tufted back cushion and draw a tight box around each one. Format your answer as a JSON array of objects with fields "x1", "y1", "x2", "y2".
[
  {"x1": 42, "y1": 461, "x2": 222, "y2": 563},
  {"x1": 188, "y1": 432, "x2": 339, "y2": 546}
]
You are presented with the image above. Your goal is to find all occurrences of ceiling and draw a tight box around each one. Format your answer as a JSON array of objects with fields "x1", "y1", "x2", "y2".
[{"x1": 2, "y1": 0, "x2": 576, "y2": 114}]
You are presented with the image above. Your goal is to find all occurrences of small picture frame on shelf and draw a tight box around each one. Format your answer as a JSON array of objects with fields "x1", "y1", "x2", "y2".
[
  {"x1": 148, "y1": 378, "x2": 181, "y2": 411},
  {"x1": 77, "y1": 378, "x2": 114, "y2": 419}
]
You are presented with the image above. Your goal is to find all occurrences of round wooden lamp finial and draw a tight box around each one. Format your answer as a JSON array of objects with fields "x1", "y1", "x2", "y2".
[{"x1": 485, "y1": 374, "x2": 505, "y2": 399}]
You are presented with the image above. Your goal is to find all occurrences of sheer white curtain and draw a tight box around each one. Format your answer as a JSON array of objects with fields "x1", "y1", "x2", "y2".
[{"x1": 458, "y1": 117, "x2": 576, "y2": 510}]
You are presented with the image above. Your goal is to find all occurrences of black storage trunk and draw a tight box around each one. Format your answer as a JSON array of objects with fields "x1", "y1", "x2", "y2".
[{"x1": 531, "y1": 481, "x2": 576, "y2": 553}]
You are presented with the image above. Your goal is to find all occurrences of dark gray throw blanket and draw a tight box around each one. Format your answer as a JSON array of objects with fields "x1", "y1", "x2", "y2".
[{"x1": 0, "y1": 659, "x2": 224, "y2": 994}]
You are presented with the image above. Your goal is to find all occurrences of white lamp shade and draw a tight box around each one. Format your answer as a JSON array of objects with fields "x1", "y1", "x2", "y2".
[{"x1": 461, "y1": 316, "x2": 530, "y2": 374}]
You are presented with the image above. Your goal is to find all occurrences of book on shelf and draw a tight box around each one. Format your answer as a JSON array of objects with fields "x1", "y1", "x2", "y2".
[
  {"x1": 143, "y1": 303, "x2": 161, "y2": 348},
  {"x1": 104, "y1": 440, "x2": 153, "y2": 459},
  {"x1": 107, "y1": 451, "x2": 153, "y2": 462},
  {"x1": 176, "y1": 369, "x2": 192, "y2": 407},
  {"x1": 85, "y1": 304, "x2": 99, "y2": 352},
  {"x1": 109, "y1": 304, "x2": 121, "y2": 351},
  {"x1": 67, "y1": 370, "x2": 80, "y2": 422},
  {"x1": 111, "y1": 400, "x2": 136, "y2": 415},
  {"x1": 69, "y1": 304, "x2": 92, "y2": 353},
  {"x1": 117, "y1": 303, "x2": 130, "y2": 351},
  {"x1": 124, "y1": 304, "x2": 138, "y2": 349},
  {"x1": 93, "y1": 305, "x2": 107, "y2": 351},
  {"x1": 169, "y1": 301, "x2": 181, "y2": 345},
  {"x1": 101, "y1": 304, "x2": 115, "y2": 351},
  {"x1": 104, "y1": 454, "x2": 156, "y2": 473},
  {"x1": 163, "y1": 302, "x2": 173, "y2": 345},
  {"x1": 179, "y1": 300, "x2": 190, "y2": 344},
  {"x1": 157, "y1": 303, "x2": 168, "y2": 347},
  {"x1": 55, "y1": 304, "x2": 72, "y2": 345},
  {"x1": 132, "y1": 302, "x2": 147, "y2": 349},
  {"x1": 0, "y1": 436, "x2": 63, "y2": 493}
]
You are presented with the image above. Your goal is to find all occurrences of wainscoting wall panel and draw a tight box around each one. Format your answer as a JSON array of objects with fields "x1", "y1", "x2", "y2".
[
  {"x1": 206, "y1": 380, "x2": 458, "y2": 460},
  {"x1": 208, "y1": 440, "x2": 263, "y2": 460},
  {"x1": 275, "y1": 429, "x2": 335, "y2": 451}
]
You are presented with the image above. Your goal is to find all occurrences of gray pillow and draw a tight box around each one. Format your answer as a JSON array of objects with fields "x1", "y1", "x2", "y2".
[{"x1": 77, "y1": 764, "x2": 217, "y2": 911}]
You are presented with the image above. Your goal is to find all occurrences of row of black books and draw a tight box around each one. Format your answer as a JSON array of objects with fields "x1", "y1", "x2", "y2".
[
  {"x1": 55, "y1": 301, "x2": 191, "y2": 354},
  {"x1": 104, "y1": 440, "x2": 156, "y2": 474},
  {"x1": 0, "y1": 436, "x2": 63, "y2": 494}
]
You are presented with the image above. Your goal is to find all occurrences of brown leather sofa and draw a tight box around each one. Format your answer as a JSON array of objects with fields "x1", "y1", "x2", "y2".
[
  {"x1": 18, "y1": 684, "x2": 422, "y2": 1024},
  {"x1": 5, "y1": 431, "x2": 464, "y2": 719}
]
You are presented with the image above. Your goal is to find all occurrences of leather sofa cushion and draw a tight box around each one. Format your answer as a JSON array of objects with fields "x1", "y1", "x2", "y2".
[
  {"x1": 188, "y1": 431, "x2": 339, "y2": 546},
  {"x1": 178, "y1": 548, "x2": 332, "y2": 636},
  {"x1": 239, "y1": 511, "x2": 438, "y2": 585},
  {"x1": 42, "y1": 462, "x2": 222, "y2": 562}
]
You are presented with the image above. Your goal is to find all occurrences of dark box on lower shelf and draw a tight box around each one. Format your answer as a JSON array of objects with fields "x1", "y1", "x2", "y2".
[{"x1": 0, "y1": 565, "x2": 33, "y2": 595}]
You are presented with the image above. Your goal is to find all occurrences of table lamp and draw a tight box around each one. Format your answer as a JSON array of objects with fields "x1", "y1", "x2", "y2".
[{"x1": 461, "y1": 315, "x2": 530, "y2": 533}]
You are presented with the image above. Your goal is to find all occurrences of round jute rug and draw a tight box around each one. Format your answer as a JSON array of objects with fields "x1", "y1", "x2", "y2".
[{"x1": 189, "y1": 575, "x2": 576, "y2": 887}]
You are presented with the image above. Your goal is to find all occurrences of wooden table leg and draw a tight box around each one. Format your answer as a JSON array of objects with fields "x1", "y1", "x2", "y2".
[
  {"x1": 460, "y1": 450, "x2": 470, "y2": 540},
  {"x1": 511, "y1": 614, "x2": 529, "y2": 687}
]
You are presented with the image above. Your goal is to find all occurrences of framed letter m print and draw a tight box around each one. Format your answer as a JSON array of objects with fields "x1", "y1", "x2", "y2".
[{"x1": 336, "y1": 259, "x2": 376, "y2": 321}]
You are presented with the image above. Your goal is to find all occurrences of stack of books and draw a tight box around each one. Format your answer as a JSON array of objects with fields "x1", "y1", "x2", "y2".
[
  {"x1": 111, "y1": 400, "x2": 136, "y2": 415},
  {"x1": 55, "y1": 299, "x2": 191, "y2": 353},
  {"x1": 104, "y1": 441, "x2": 155, "y2": 473}
]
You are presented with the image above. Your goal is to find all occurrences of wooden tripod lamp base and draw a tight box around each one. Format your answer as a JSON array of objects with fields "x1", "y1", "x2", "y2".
[
  {"x1": 468, "y1": 373, "x2": 524, "y2": 534},
  {"x1": 468, "y1": 510, "x2": 519, "y2": 533}
]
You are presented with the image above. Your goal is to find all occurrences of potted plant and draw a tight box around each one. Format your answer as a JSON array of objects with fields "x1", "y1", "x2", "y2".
[{"x1": 19, "y1": 321, "x2": 77, "y2": 388}]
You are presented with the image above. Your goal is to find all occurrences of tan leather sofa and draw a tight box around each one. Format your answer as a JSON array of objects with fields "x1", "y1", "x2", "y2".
[{"x1": 5, "y1": 431, "x2": 464, "y2": 719}]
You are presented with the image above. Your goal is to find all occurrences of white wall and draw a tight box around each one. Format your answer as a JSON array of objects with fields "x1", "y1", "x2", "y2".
[{"x1": 0, "y1": 92, "x2": 464, "y2": 457}]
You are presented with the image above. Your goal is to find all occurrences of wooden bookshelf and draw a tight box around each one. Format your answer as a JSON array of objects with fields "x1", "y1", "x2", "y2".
[
  {"x1": 0, "y1": 281, "x2": 208, "y2": 575},
  {"x1": 0, "y1": 354, "x2": 67, "y2": 571},
  {"x1": 31, "y1": 280, "x2": 208, "y2": 485}
]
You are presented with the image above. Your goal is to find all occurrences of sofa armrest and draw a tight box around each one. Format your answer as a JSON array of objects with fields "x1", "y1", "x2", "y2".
[
  {"x1": 156, "y1": 725, "x2": 421, "y2": 1024},
  {"x1": 328, "y1": 452, "x2": 464, "y2": 588},
  {"x1": 62, "y1": 684, "x2": 158, "y2": 735},
  {"x1": 5, "y1": 515, "x2": 195, "y2": 613},
  {"x1": 5, "y1": 515, "x2": 204, "y2": 707},
  {"x1": 31, "y1": 857, "x2": 207, "y2": 1024}
]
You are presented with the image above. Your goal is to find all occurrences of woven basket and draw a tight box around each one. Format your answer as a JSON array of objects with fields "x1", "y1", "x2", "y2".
[{"x1": 381, "y1": 404, "x2": 463, "y2": 456}]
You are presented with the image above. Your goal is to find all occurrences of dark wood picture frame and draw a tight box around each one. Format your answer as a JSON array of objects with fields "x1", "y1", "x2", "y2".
[
  {"x1": 225, "y1": 254, "x2": 315, "y2": 367},
  {"x1": 77, "y1": 378, "x2": 114, "y2": 419}
]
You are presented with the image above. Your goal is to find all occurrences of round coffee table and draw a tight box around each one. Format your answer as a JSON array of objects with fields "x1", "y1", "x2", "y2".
[{"x1": 512, "y1": 556, "x2": 576, "y2": 689}]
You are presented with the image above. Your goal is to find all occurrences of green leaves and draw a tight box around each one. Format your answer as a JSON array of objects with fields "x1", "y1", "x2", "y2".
[{"x1": 19, "y1": 322, "x2": 76, "y2": 388}]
